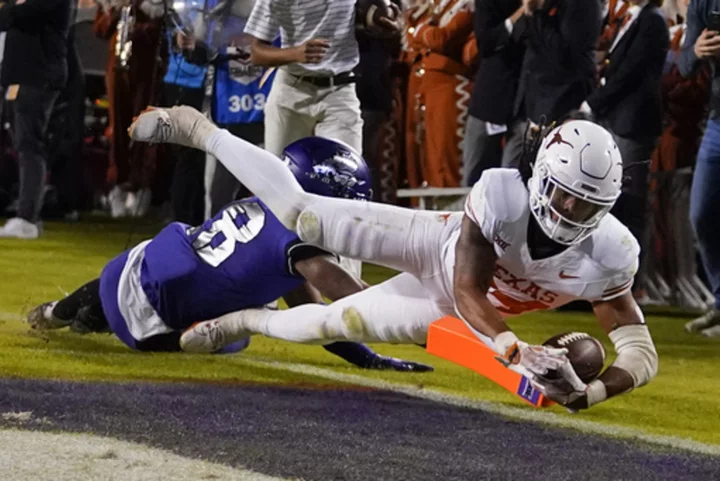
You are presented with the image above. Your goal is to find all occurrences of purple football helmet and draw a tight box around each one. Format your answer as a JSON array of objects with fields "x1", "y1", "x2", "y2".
[{"x1": 282, "y1": 137, "x2": 373, "y2": 201}]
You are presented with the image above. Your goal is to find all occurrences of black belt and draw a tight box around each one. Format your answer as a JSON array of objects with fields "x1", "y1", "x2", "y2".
[{"x1": 291, "y1": 71, "x2": 358, "y2": 88}]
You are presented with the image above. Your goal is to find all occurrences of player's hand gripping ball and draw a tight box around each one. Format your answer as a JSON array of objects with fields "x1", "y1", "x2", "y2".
[
  {"x1": 543, "y1": 332, "x2": 606, "y2": 383},
  {"x1": 532, "y1": 332, "x2": 606, "y2": 412},
  {"x1": 355, "y1": 0, "x2": 402, "y2": 38}
]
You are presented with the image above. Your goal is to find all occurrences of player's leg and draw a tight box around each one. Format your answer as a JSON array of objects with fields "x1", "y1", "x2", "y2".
[
  {"x1": 27, "y1": 278, "x2": 109, "y2": 333},
  {"x1": 296, "y1": 197, "x2": 458, "y2": 281},
  {"x1": 321, "y1": 341, "x2": 432, "y2": 371},
  {"x1": 130, "y1": 106, "x2": 311, "y2": 229},
  {"x1": 130, "y1": 107, "x2": 458, "y2": 280},
  {"x1": 181, "y1": 273, "x2": 447, "y2": 352},
  {"x1": 206, "y1": 124, "x2": 455, "y2": 277}
]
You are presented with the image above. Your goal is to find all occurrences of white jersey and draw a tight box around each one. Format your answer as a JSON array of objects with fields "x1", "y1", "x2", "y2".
[{"x1": 452, "y1": 168, "x2": 639, "y2": 317}]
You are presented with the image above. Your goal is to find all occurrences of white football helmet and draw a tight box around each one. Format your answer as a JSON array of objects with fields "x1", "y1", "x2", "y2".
[{"x1": 527, "y1": 120, "x2": 623, "y2": 245}]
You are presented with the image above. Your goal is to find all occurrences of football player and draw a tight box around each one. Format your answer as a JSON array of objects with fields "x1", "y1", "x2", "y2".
[
  {"x1": 129, "y1": 106, "x2": 658, "y2": 412},
  {"x1": 25, "y1": 136, "x2": 433, "y2": 372}
]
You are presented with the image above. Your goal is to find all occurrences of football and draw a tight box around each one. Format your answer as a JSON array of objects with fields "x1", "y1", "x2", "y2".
[
  {"x1": 355, "y1": 0, "x2": 399, "y2": 38},
  {"x1": 543, "y1": 332, "x2": 606, "y2": 384}
]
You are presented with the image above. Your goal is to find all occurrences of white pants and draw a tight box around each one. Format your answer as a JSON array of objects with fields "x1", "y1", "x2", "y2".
[
  {"x1": 264, "y1": 69, "x2": 363, "y2": 156},
  {"x1": 205, "y1": 125, "x2": 461, "y2": 345},
  {"x1": 248, "y1": 201, "x2": 462, "y2": 344}
]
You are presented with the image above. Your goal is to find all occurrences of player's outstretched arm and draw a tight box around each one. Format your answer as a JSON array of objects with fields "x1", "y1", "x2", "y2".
[
  {"x1": 454, "y1": 216, "x2": 568, "y2": 376},
  {"x1": 287, "y1": 257, "x2": 434, "y2": 373},
  {"x1": 454, "y1": 216, "x2": 506, "y2": 337},
  {"x1": 591, "y1": 293, "x2": 657, "y2": 401},
  {"x1": 536, "y1": 293, "x2": 658, "y2": 411}
]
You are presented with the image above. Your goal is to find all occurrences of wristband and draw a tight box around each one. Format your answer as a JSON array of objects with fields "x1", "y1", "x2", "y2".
[
  {"x1": 494, "y1": 331, "x2": 520, "y2": 360},
  {"x1": 585, "y1": 380, "x2": 608, "y2": 407}
]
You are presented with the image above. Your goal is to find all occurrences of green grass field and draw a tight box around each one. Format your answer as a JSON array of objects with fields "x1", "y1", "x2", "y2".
[{"x1": 1, "y1": 219, "x2": 719, "y2": 446}]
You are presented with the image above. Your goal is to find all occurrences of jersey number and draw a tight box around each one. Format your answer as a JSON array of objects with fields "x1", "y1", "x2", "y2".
[
  {"x1": 228, "y1": 93, "x2": 266, "y2": 113},
  {"x1": 190, "y1": 202, "x2": 266, "y2": 267},
  {"x1": 488, "y1": 289, "x2": 549, "y2": 316}
]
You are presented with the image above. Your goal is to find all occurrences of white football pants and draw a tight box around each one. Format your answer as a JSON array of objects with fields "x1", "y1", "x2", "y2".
[
  {"x1": 264, "y1": 69, "x2": 363, "y2": 157},
  {"x1": 204, "y1": 129, "x2": 460, "y2": 344}
]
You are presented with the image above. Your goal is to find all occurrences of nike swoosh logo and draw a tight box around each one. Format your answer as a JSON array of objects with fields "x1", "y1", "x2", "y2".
[{"x1": 559, "y1": 270, "x2": 579, "y2": 279}]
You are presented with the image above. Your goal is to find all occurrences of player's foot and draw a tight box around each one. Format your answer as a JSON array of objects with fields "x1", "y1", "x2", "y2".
[
  {"x1": 128, "y1": 106, "x2": 218, "y2": 151},
  {"x1": 180, "y1": 313, "x2": 258, "y2": 353},
  {"x1": 685, "y1": 308, "x2": 720, "y2": 334},
  {"x1": 26, "y1": 301, "x2": 71, "y2": 330},
  {"x1": 69, "y1": 305, "x2": 112, "y2": 335}
]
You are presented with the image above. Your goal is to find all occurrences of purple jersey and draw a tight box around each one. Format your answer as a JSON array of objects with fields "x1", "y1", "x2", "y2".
[{"x1": 138, "y1": 198, "x2": 324, "y2": 330}]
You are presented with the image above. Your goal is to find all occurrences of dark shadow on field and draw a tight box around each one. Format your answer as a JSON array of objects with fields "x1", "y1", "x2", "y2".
[{"x1": 0, "y1": 378, "x2": 718, "y2": 481}]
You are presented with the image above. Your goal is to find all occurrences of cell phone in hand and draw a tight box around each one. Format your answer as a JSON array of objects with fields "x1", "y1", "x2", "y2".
[{"x1": 708, "y1": 11, "x2": 720, "y2": 32}]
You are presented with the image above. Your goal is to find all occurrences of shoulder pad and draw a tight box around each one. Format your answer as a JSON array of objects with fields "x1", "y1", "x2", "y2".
[
  {"x1": 589, "y1": 214, "x2": 640, "y2": 272},
  {"x1": 475, "y1": 168, "x2": 528, "y2": 224}
]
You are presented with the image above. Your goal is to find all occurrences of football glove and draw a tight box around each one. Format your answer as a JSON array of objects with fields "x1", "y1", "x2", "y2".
[
  {"x1": 500, "y1": 340, "x2": 569, "y2": 377},
  {"x1": 531, "y1": 359, "x2": 589, "y2": 413}
]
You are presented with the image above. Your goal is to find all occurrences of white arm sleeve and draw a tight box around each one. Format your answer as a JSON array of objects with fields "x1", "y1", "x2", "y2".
[
  {"x1": 608, "y1": 323, "x2": 658, "y2": 388},
  {"x1": 597, "y1": 257, "x2": 638, "y2": 301}
]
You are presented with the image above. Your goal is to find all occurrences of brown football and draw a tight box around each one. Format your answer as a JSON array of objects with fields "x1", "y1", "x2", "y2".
[
  {"x1": 543, "y1": 332, "x2": 606, "y2": 384},
  {"x1": 355, "y1": 0, "x2": 399, "y2": 38}
]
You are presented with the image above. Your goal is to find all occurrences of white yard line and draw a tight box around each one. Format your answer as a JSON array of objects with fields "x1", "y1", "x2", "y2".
[
  {"x1": 2, "y1": 319, "x2": 718, "y2": 456},
  {"x1": 0, "y1": 427, "x2": 294, "y2": 481}
]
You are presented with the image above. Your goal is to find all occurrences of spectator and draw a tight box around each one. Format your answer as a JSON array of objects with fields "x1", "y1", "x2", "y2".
[
  {"x1": 368, "y1": 0, "x2": 431, "y2": 203},
  {"x1": 49, "y1": 0, "x2": 87, "y2": 219},
  {"x1": 656, "y1": 0, "x2": 710, "y2": 177},
  {"x1": 582, "y1": 0, "x2": 669, "y2": 296},
  {"x1": 677, "y1": 0, "x2": 720, "y2": 333},
  {"x1": 502, "y1": 0, "x2": 601, "y2": 167},
  {"x1": 94, "y1": 0, "x2": 167, "y2": 218},
  {"x1": 164, "y1": 32, "x2": 209, "y2": 226},
  {"x1": 355, "y1": 22, "x2": 400, "y2": 199},
  {"x1": 244, "y1": 0, "x2": 399, "y2": 157},
  {"x1": 413, "y1": 0, "x2": 476, "y2": 188},
  {"x1": 205, "y1": 39, "x2": 275, "y2": 216},
  {"x1": 0, "y1": 0, "x2": 72, "y2": 239},
  {"x1": 463, "y1": 0, "x2": 524, "y2": 186},
  {"x1": 403, "y1": 0, "x2": 434, "y2": 190},
  {"x1": 647, "y1": 0, "x2": 710, "y2": 306}
]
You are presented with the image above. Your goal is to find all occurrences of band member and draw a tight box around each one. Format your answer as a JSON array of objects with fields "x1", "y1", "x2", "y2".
[
  {"x1": 414, "y1": 0, "x2": 475, "y2": 187},
  {"x1": 94, "y1": 0, "x2": 168, "y2": 217}
]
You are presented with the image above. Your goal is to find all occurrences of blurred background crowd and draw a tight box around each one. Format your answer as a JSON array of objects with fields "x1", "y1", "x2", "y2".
[{"x1": 0, "y1": 0, "x2": 718, "y2": 322}]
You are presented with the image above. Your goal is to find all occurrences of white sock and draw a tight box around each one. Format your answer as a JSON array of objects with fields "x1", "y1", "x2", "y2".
[
  {"x1": 223, "y1": 304, "x2": 355, "y2": 344},
  {"x1": 204, "y1": 129, "x2": 312, "y2": 230}
]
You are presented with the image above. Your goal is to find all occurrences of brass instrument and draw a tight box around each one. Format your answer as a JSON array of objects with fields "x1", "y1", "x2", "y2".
[{"x1": 115, "y1": 4, "x2": 135, "y2": 71}]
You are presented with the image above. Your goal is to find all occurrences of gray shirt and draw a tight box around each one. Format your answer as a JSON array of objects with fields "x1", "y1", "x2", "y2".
[{"x1": 244, "y1": 0, "x2": 359, "y2": 76}]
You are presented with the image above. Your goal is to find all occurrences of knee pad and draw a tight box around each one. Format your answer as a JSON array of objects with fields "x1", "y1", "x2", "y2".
[{"x1": 296, "y1": 206, "x2": 322, "y2": 244}]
